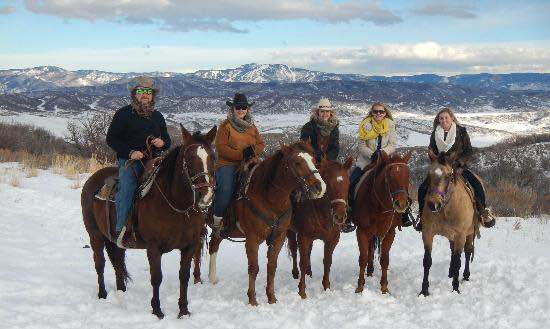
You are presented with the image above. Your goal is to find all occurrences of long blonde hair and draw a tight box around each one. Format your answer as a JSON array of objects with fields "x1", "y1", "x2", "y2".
[
  {"x1": 433, "y1": 107, "x2": 459, "y2": 130},
  {"x1": 367, "y1": 102, "x2": 394, "y2": 120}
]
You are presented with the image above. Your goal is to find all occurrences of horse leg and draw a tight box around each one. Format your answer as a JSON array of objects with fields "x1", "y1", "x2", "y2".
[
  {"x1": 266, "y1": 232, "x2": 286, "y2": 304},
  {"x1": 322, "y1": 236, "x2": 339, "y2": 291},
  {"x1": 245, "y1": 237, "x2": 260, "y2": 306},
  {"x1": 355, "y1": 227, "x2": 371, "y2": 293},
  {"x1": 463, "y1": 234, "x2": 474, "y2": 281},
  {"x1": 306, "y1": 239, "x2": 313, "y2": 277},
  {"x1": 90, "y1": 234, "x2": 107, "y2": 299},
  {"x1": 448, "y1": 240, "x2": 455, "y2": 278},
  {"x1": 419, "y1": 232, "x2": 434, "y2": 297},
  {"x1": 287, "y1": 230, "x2": 299, "y2": 279},
  {"x1": 105, "y1": 241, "x2": 129, "y2": 292},
  {"x1": 297, "y1": 234, "x2": 313, "y2": 299},
  {"x1": 178, "y1": 244, "x2": 195, "y2": 318},
  {"x1": 208, "y1": 234, "x2": 223, "y2": 284},
  {"x1": 193, "y1": 225, "x2": 207, "y2": 284},
  {"x1": 451, "y1": 236, "x2": 466, "y2": 293},
  {"x1": 380, "y1": 229, "x2": 396, "y2": 294},
  {"x1": 366, "y1": 237, "x2": 375, "y2": 277},
  {"x1": 147, "y1": 245, "x2": 164, "y2": 319}
]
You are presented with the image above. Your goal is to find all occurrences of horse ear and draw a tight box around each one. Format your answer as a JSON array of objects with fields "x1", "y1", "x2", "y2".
[
  {"x1": 428, "y1": 148, "x2": 437, "y2": 162},
  {"x1": 205, "y1": 125, "x2": 217, "y2": 144},
  {"x1": 403, "y1": 151, "x2": 412, "y2": 163},
  {"x1": 343, "y1": 156, "x2": 353, "y2": 169},
  {"x1": 180, "y1": 124, "x2": 192, "y2": 144},
  {"x1": 380, "y1": 150, "x2": 390, "y2": 164}
]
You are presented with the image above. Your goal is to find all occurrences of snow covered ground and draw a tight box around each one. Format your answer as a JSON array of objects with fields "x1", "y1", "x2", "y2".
[{"x1": 1, "y1": 162, "x2": 549, "y2": 329}]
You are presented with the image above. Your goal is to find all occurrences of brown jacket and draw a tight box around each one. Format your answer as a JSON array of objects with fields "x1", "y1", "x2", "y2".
[{"x1": 215, "y1": 119, "x2": 265, "y2": 168}]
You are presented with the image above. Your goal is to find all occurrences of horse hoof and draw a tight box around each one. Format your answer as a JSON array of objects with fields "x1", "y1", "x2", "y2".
[
  {"x1": 418, "y1": 291, "x2": 430, "y2": 297},
  {"x1": 98, "y1": 290, "x2": 107, "y2": 299},
  {"x1": 249, "y1": 299, "x2": 259, "y2": 306},
  {"x1": 292, "y1": 271, "x2": 299, "y2": 280},
  {"x1": 177, "y1": 310, "x2": 191, "y2": 318},
  {"x1": 381, "y1": 288, "x2": 389, "y2": 294},
  {"x1": 462, "y1": 277, "x2": 470, "y2": 282},
  {"x1": 209, "y1": 278, "x2": 219, "y2": 285},
  {"x1": 299, "y1": 292, "x2": 307, "y2": 299},
  {"x1": 323, "y1": 284, "x2": 330, "y2": 291},
  {"x1": 355, "y1": 286, "x2": 364, "y2": 294},
  {"x1": 453, "y1": 289, "x2": 461, "y2": 294},
  {"x1": 152, "y1": 310, "x2": 164, "y2": 319},
  {"x1": 268, "y1": 297, "x2": 278, "y2": 304},
  {"x1": 194, "y1": 278, "x2": 203, "y2": 284}
]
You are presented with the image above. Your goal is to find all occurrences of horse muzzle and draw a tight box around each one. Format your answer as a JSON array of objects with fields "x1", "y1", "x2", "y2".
[{"x1": 427, "y1": 200, "x2": 442, "y2": 213}]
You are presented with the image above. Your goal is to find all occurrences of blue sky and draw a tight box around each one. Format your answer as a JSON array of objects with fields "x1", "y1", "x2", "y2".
[{"x1": 0, "y1": 0, "x2": 549, "y2": 75}]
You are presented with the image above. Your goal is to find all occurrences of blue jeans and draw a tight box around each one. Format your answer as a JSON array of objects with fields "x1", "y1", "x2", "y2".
[
  {"x1": 213, "y1": 165, "x2": 237, "y2": 217},
  {"x1": 115, "y1": 158, "x2": 143, "y2": 232},
  {"x1": 349, "y1": 166, "x2": 364, "y2": 202}
]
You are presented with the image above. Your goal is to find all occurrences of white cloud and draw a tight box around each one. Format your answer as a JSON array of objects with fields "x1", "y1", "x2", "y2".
[
  {"x1": 23, "y1": 0, "x2": 401, "y2": 33},
  {"x1": 1, "y1": 42, "x2": 549, "y2": 76}
]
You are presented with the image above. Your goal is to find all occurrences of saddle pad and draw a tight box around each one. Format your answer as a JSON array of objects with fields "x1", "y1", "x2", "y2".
[
  {"x1": 137, "y1": 162, "x2": 162, "y2": 199},
  {"x1": 94, "y1": 176, "x2": 117, "y2": 202}
]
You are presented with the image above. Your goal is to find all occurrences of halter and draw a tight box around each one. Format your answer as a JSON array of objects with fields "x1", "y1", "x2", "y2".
[
  {"x1": 330, "y1": 198, "x2": 347, "y2": 225},
  {"x1": 286, "y1": 155, "x2": 321, "y2": 198}
]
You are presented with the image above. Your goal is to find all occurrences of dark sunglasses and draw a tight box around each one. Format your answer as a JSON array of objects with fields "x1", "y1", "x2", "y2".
[
  {"x1": 235, "y1": 106, "x2": 248, "y2": 111},
  {"x1": 135, "y1": 88, "x2": 153, "y2": 95},
  {"x1": 372, "y1": 110, "x2": 386, "y2": 115}
]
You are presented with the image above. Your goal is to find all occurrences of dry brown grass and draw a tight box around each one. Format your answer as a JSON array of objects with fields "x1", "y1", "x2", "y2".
[{"x1": 486, "y1": 179, "x2": 538, "y2": 218}]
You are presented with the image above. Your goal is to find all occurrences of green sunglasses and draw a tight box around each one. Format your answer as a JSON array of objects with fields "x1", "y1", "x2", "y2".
[{"x1": 135, "y1": 88, "x2": 153, "y2": 95}]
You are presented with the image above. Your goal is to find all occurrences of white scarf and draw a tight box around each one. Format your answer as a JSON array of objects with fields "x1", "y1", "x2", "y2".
[{"x1": 435, "y1": 122, "x2": 457, "y2": 153}]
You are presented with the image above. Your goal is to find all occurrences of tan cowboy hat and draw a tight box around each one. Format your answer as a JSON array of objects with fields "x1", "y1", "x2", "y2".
[
  {"x1": 314, "y1": 98, "x2": 335, "y2": 111},
  {"x1": 127, "y1": 76, "x2": 159, "y2": 92}
]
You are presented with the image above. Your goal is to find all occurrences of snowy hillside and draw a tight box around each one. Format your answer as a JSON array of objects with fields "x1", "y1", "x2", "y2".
[{"x1": 1, "y1": 163, "x2": 549, "y2": 329}]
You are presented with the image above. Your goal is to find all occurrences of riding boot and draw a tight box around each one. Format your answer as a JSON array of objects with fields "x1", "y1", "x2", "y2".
[
  {"x1": 477, "y1": 203, "x2": 495, "y2": 228},
  {"x1": 211, "y1": 215, "x2": 223, "y2": 237},
  {"x1": 401, "y1": 208, "x2": 413, "y2": 227}
]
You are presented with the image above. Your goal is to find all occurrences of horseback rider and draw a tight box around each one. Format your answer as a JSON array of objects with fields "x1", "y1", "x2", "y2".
[
  {"x1": 106, "y1": 76, "x2": 171, "y2": 247},
  {"x1": 344, "y1": 102, "x2": 413, "y2": 233},
  {"x1": 300, "y1": 98, "x2": 340, "y2": 162},
  {"x1": 416, "y1": 107, "x2": 495, "y2": 231},
  {"x1": 212, "y1": 93, "x2": 265, "y2": 236}
]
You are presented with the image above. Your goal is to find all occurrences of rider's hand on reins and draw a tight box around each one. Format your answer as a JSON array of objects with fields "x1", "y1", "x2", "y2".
[
  {"x1": 151, "y1": 138, "x2": 165, "y2": 148},
  {"x1": 130, "y1": 150, "x2": 145, "y2": 160}
]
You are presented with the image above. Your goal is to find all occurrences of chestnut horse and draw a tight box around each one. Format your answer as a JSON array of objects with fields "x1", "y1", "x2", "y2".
[
  {"x1": 202, "y1": 140, "x2": 326, "y2": 305},
  {"x1": 81, "y1": 125, "x2": 217, "y2": 318},
  {"x1": 419, "y1": 151, "x2": 476, "y2": 296},
  {"x1": 287, "y1": 156, "x2": 353, "y2": 298},
  {"x1": 354, "y1": 152, "x2": 412, "y2": 294}
]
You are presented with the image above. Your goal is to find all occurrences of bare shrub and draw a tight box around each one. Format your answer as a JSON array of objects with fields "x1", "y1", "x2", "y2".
[
  {"x1": 486, "y1": 180, "x2": 537, "y2": 217},
  {"x1": 66, "y1": 112, "x2": 114, "y2": 163},
  {"x1": 0, "y1": 122, "x2": 72, "y2": 155},
  {"x1": 7, "y1": 168, "x2": 21, "y2": 187}
]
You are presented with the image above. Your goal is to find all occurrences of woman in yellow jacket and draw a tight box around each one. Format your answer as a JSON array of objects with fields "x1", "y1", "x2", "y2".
[
  {"x1": 343, "y1": 102, "x2": 412, "y2": 232},
  {"x1": 212, "y1": 93, "x2": 265, "y2": 233}
]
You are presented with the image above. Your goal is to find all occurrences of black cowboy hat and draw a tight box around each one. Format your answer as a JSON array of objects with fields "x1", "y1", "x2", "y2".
[{"x1": 226, "y1": 93, "x2": 255, "y2": 107}]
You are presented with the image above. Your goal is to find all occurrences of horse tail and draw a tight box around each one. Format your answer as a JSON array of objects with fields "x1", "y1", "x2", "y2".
[{"x1": 105, "y1": 241, "x2": 132, "y2": 284}]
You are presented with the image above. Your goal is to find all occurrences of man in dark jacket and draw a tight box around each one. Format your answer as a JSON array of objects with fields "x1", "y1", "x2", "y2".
[
  {"x1": 106, "y1": 76, "x2": 171, "y2": 247},
  {"x1": 300, "y1": 98, "x2": 340, "y2": 162}
]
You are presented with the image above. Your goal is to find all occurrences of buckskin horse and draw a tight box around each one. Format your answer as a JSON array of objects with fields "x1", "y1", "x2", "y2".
[
  {"x1": 354, "y1": 151, "x2": 412, "y2": 294},
  {"x1": 201, "y1": 140, "x2": 326, "y2": 305},
  {"x1": 419, "y1": 150, "x2": 476, "y2": 296},
  {"x1": 287, "y1": 156, "x2": 353, "y2": 298},
  {"x1": 81, "y1": 125, "x2": 217, "y2": 318}
]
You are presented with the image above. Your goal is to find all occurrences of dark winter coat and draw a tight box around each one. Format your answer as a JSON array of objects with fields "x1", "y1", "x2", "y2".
[
  {"x1": 429, "y1": 124, "x2": 473, "y2": 168},
  {"x1": 300, "y1": 120, "x2": 340, "y2": 161},
  {"x1": 106, "y1": 105, "x2": 171, "y2": 159}
]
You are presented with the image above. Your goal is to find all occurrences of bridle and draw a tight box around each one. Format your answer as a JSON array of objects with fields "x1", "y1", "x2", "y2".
[
  {"x1": 284, "y1": 153, "x2": 322, "y2": 198},
  {"x1": 373, "y1": 162, "x2": 410, "y2": 214},
  {"x1": 152, "y1": 143, "x2": 215, "y2": 217},
  {"x1": 428, "y1": 166, "x2": 455, "y2": 213}
]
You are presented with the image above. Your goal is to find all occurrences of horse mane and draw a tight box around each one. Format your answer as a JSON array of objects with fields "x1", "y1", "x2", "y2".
[
  {"x1": 257, "y1": 150, "x2": 284, "y2": 196},
  {"x1": 158, "y1": 147, "x2": 181, "y2": 184},
  {"x1": 437, "y1": 152, "x2": 447, "y2": 165}
]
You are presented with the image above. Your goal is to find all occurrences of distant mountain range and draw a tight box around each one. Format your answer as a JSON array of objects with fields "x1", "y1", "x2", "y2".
[{"x1": 0, "y1": 64, "x2": 549, "y2": 117}]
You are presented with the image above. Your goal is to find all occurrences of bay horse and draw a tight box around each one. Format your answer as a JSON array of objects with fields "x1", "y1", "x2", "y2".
[
  {"x1": 419, "y1": 150, "x2": 476, "y2": 296},
  {"x1": 81, "y1": 125, "x2": 217, "y2": 319},
  {"x1": 287, "y1": 156, "x2": 353, "y2": 299},
  {"x1": 204, "y1": 140, "x2": 326, "y2": 306},
  {"x1": 354, "y1": 151, "x2": 412, "y2": 294}
]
